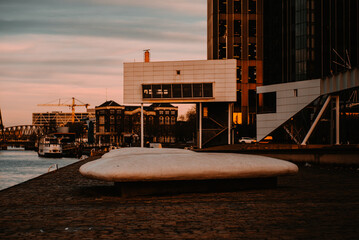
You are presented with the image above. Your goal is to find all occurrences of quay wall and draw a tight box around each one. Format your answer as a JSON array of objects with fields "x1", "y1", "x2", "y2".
[{"x1": 200, "y1": 144, "x2": 359, "y2": 166}]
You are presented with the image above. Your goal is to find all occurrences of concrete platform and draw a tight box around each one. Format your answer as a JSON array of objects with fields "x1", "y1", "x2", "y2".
[{"x1": 79, "y1": 148, "x2": 298, "y2": 196}]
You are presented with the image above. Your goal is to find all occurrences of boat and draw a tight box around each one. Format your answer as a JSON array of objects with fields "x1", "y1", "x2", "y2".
[{"x1": 38, "y1": 135, "x2": 62, "y2": 158}]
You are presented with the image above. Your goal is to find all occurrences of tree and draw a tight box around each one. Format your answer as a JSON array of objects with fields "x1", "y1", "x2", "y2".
[{"x1": 175, "y1": 106, "x2": 196, "y2": 143}]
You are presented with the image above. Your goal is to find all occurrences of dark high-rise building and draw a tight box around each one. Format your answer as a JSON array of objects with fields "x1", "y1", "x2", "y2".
[
  {"x1": 264, "y1": 0, "x2": 359, "y2": 84},
  {"x1": 204, "y1": 0, "x2": 358, "y2": 146},
  {"x1": 206, "y1": 0, "x2": 263, "y2": 145}
]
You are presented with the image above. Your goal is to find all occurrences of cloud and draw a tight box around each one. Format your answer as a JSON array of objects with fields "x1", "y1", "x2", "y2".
[{"x1": 0, "y1": 1, "x2": 207, "y2": 126}]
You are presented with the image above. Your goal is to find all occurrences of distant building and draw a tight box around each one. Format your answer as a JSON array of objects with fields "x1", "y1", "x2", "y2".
[
  {"x1": 95, "y1": 101, "x2": 178, "y2": 146},
  {"x1": 32, "y1": 109, "x2": 95, "y2": 127}
]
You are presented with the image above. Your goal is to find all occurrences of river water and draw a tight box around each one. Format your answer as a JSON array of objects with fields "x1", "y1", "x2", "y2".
[{"x1": 0, "y1": 149, "x2": 80, "y2": 191}]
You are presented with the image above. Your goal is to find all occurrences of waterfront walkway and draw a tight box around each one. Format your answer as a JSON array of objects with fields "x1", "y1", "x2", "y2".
[{"x1": 1, "y1": 155, "x2": 358, "y2": 239}]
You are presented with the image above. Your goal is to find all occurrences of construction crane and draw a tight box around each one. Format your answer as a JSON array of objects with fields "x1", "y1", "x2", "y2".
[{"x1": 38, "y1": 97, "x2": 90, "y2": 123}]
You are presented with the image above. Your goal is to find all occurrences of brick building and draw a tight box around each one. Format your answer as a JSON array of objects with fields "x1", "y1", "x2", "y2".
[{"x1": 95, "y1": 101, "x2": 177, "y2": 146}]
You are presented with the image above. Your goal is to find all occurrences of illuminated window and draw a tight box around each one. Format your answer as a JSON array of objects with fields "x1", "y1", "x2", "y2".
[
  {"x1": 159, "y1": 116, "x2": 164, "y2": 125},
  {"x1": 171, "y1": 116, "x2": 176, "y2": 125},
  {"x1": 165, "y1": 116, "x2": 170, "y2": 125},
  {"x1": 203, "y1": 107, "x2": 208, "y2": 118},
  {"x1": 142, "y1": 83, "x2": 213, "y2": 99},
  {"x1": 233, "y1": 112, "x2": 242, "y2": 125},
  {"x1": 99, "y1": 116, "x2": 105, "y2": 125}
]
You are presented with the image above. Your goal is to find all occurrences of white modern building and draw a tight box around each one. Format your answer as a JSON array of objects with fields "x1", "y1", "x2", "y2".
[
  {"x1": 123, "y1": 59, "x2": 237, "y2": 104},
  {"x1": 123, "y1": 57, "x2": 237, "y2": 148},
  {"x1": 256, "y1": 68, "x2": 359, "y2": 144}
]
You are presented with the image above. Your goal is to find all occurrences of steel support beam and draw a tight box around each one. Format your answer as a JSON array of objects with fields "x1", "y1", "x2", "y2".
[
  {"x1": 228, "y1": 103, "x2": 232, "y2": 145},
  {"x1": 141, "y1": 103, "x2": 144, "y2": 148},
  {"x1": 335, "y1": 96, "x2": 340, "y2": 145},
  {"x1": 199, "y1": 103, "x2": 202, "y2": 149},
  {"x1": 301, "y1": 96, "x2": 332, "y2": 145}
]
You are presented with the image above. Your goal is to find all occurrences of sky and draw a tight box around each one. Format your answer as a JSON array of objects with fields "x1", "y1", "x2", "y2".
[{"x1": 0, "y1": 0, "x2": 207, "y2": 126}]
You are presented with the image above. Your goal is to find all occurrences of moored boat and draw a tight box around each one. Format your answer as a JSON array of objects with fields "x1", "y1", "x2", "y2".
[{"x1": 38, "y1": 135, "x2": 62, "y2": 158}]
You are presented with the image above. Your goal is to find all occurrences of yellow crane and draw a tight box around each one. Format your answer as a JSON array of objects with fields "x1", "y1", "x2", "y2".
[{"x1": 38, "y1": 97, "x2": 90, "y2": 123}]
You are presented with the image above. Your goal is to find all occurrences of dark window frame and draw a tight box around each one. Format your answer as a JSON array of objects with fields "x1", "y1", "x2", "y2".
[{"x1": 142, "y1": 83, "x2": 214, "y2": 99}]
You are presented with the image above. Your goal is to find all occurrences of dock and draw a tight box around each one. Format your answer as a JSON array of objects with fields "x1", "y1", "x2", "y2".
[{"x1": 1, "y1": 154, "x2": 358, "y2": 239}]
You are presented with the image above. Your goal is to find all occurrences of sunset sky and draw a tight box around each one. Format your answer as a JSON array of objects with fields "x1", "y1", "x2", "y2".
[{"x1": 0, "y1": 0, "x2": 206, "y2": 126}]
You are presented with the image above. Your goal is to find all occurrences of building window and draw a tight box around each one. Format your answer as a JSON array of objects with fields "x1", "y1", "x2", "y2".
[
  {"x1": 176, "y1": 70, "x2": 181, "y2": 75},
  {"x1": 219, "y1": 0, "x2": 227, "y2": 14},
  {"x1": 165, "y1": 116, "x2": 170, "y2": 125},
  {"x1": 143, "y1": 85, "x2": 152, "y2": 98},
  {"x1": 219, "y1": 43, "x2": 227, "y2": 59},
  {"x1": 234, "y1": 0, "x2": 241, "y2": 14},
  {"x1": 110, "y1": 126, "x2": 115, "y2": 132},
  {"x1": 162, "y1": 84, "x2": 172, "y2": 98},
  {"x1": 234, "y1": 20, "x2": 241, "y2": 36},
  {"x1": 165, "y1": 111, "x2": 169, "y2": 115},
  {"x1": 248, "y1": 66, "x2": 256, "y2": 83},
  {"x1": 159, "y1": 111, "x2": 164, "y2": 115},
  {"x1": 258, "y1": 92, "x2": 276, "y2": 114},
  {"x1": 110, "y1": 115, "x2": 115, "y2": 124},
  {"x1": 203, "y1": 83, "x2": 213, "y2": 98},
  {"x1": 110, "y1": 110, "x2": 115, "y2": 114},
  {"x1": 171, "y1": 116, "x2": 176, "y2": 125},
  {"x1": 248, "y1": 0, "x2": 256, "y2": 14},
  {"x1": 249, "y1": 20, "x2": 256, "y2": 37},
  {"x1": 234, "y1": 43, "x2": 241, "y2": 59},
  {"x1": 233, "y1": 112, "x2": 242, "y2": 125},
  {"x1": 193, "y1": 84, "x2": 202, "y2": 97},
  {"x1": 249, "y1": 43, "x2": 256, "y2": 60},
  {"x1": 149, "y1": 116, "x2": 154, "y2": 125},
  {"x1": 99, "y1": 116, "x2": 105, "y2": 125},
  {"x1": 152, "y1": 84, "x2": 162, "y2": 98},
  {"x1": 142, "y1": 83, "x2": 213, "y2": 99},
  {"x1": 248, "y1": 90, "x2": 257, "y2": 113},
  {"x1": 219, "y1": 20, "x2": 227, "y2": 38},
  {"x1": 203, "y1": 107, "x2": 208, "y2": 118},
  {"x1": 294, "y1": 89, "x2": 298, "y2": 97},
  {"x1": 99, "y1": 126, "x2": 105, "y2": 133},
  {"x1": 171, "y1": 111, "x2": 176, "y2": 115},
  {"x1": 173, "y1": 84, "x2": 182, "y2": 98},
  {"x1": 237, "y1": 66, "x2": 242, "y2": 83},
  {"x1": 182, "y1": 84, "x2": 192, "y2": 98},
  {"x1": 159, "y1": 116, "x2": 164, "y2": 125}
]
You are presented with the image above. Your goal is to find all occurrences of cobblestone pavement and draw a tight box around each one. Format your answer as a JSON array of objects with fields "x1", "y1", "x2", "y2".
[{"x1": 0, "y1": 156, "x2": 358, "y2": 239}]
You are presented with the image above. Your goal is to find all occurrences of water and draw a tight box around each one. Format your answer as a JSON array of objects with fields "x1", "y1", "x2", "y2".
[{"x1": 0, "y1": 149, "x2": 80, "y2": 191}]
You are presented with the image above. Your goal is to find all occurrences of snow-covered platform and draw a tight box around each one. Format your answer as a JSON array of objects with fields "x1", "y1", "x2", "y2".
[{"x1": 79, "y1": 148, "x2": 298, "y2": 196}]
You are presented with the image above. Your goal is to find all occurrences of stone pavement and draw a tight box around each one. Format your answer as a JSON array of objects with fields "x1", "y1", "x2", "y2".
[{"x1": 0, "y1": 156, "x2": 358, "y2": 239}]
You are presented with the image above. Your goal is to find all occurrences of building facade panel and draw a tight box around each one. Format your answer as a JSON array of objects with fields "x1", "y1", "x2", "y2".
[{"x1": 124, "y1": 59, "x2": 237, "y2": 104}]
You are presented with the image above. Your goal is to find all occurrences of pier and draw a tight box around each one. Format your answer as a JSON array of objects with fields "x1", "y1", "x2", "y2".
[{"x1": 0, "y1": 155, "x2": 358, "y2": 239}]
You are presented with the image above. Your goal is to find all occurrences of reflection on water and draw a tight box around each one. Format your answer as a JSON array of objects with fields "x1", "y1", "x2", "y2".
[{"x1": 0, "y1": 149, "x2": 79, "y2": 191}]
